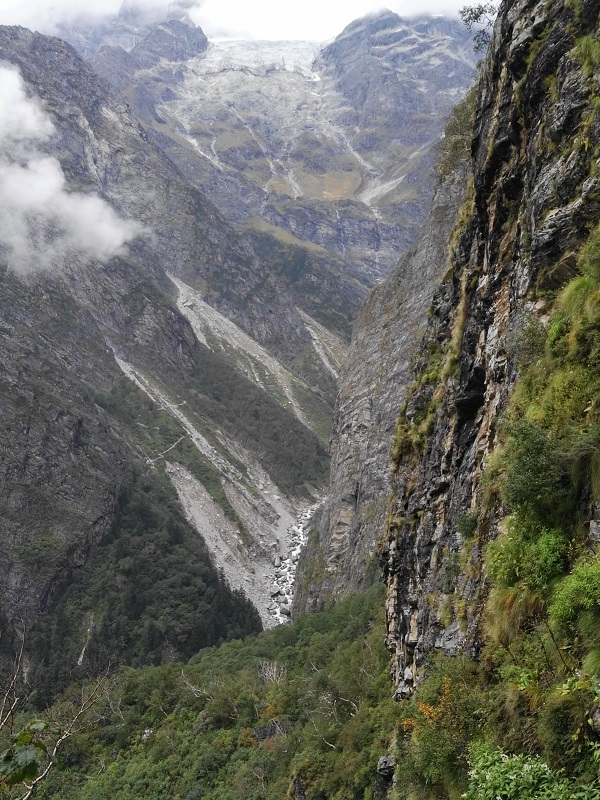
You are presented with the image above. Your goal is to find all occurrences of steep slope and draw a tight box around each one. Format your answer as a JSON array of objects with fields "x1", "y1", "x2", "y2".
[
  {"x1": 0, "y1": 26, "x2": 329, "y2": 690},
  {"x1": 79, "y1": 6, "x2": 475, "y2": 340},
  {"x1": 0, "y1": 26, "x2": 325, "y2": 374},
  {"x1": 294, "y1": 160, "x2": 470, "y2": 612},
  {"x1": 381, "y1": 0, "x2": 600, "y2": 699}
]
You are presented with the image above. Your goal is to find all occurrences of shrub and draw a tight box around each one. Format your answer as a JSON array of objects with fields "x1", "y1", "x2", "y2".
[
  {"x1": 457, "y1": 512, "x2": 478, "y2": 539},
  {"x1": 549, "y1": 555, "x2": 600, "y2": 634},
  {"x1": 436, "y1": 85, "x2": 478, "y2": 179},
  {"x1": 485, "y1": 515, "x2": 567, "y2": 593},
  {"x1": 463, "y1": 741, "x2": 600, "y2": 800},
  {"x1": 502, "y1": 420, "x2": 564, "y2": 520},
  {"x1": 578, "y1": 223, "x2": 600, "y2": 281}
]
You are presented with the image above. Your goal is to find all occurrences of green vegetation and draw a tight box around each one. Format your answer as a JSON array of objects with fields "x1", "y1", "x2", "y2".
[
  {"x1": 393, "y1": 224, "x2": 600, "y2": 798},
  {"x1": 436, "y1": 86, "x2": 477, "y2": 180},
  {"x1": 463, "y1": 742, "x2": 600, "y2": 800},
  {"x1": 573, "y1": 34, "x2": 600, "y2": 79},
  {"x1": 26, "y1": 586, "x2": 401, "y2": 800},
  {"x1": 459, "y1": 3, "x2": 498, "y2": 53},
  {"x1": 25, "y1": 469, "x2": 262, "y2": 707}
]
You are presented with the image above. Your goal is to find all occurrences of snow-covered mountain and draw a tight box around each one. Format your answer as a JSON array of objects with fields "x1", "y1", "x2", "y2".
[{"x1": 79, "y1": 8, "x2": 476, "y2": 322}]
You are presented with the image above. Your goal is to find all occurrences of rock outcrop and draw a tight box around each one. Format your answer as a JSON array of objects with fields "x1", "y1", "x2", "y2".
[
  {"x1": 382, "y1": 0, "x2": 600, "y2": 695},
  {"x1": 294, "y1": 161, "x2": 470, "y2": 612},
  {"x1": 295, "y1": 0, "x2": 600, "y2": 695},
  {"x1": 130, "y1": 18, "x2": 207, "y2": 68}
]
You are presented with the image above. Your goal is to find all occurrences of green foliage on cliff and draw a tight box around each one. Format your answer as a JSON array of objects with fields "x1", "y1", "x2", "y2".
[
  {"x1": 29, "y1": 585, "x2": 399, "y2": 800},
  {"x1": 25, "y1": 469, "x2": 262, "y2": 707},
  {"x1": 393, "y1": 223, "x2": 600, "y2": 799},
  {"x1": 436, "y1": 86, "x2": 477, "y2": 180}
]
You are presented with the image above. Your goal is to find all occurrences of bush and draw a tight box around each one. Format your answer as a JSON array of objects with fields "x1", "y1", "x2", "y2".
[
  {"x1": 463, "y1": 741, "x2": 599, "y2": 800},
  {"x1": 436, "y1": 85, "x2": 477, "y2": 179},
  {"x1": 502, "y1": 420, "x2": 565, "y2": 520},
  {"x1": 549, "y1": 555, "x2": 600, "y2": 634},
  {"x1": 485, "y1": 514, "x2": 568, "y2": 592},
  {"x1": 399, "y1": 655, "x2": 483, "y2": 793}
]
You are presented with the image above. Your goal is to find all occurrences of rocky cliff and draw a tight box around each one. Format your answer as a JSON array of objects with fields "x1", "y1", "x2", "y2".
[
  {"x1": 296, "y1": 0, "x2": 600, "y2": 693},
  {"x1": 294, "y1": 160, "x2": 470, "y2": 612},
  {"x1": 381, "y1": 0, "x2": 600, "y2": 695}
]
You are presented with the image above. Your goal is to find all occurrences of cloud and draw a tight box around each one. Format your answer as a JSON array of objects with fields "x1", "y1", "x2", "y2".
[
  {"x1": 0, "y1": 64, "x2": 143, "y2": 272},
  {"x1": 190, "y1": 0, "x2": 464, "y2": 41},
  {"x1": 0, "y1": 1, "x2": 124, "y2": 33},
  {"x1": 0, "y1": 0, "x2": 465, "y2": 41}
]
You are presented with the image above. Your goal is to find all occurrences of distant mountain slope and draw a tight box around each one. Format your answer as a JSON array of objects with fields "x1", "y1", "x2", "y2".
[
  {"x1": 0, "y1": 25, "x2": 329, "y2": 691},
  {"x1": 70, "y1": 5, "x2": 475, "y2": 336}
]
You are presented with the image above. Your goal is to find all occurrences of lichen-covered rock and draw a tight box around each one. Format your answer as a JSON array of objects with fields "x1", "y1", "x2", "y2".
[
  {"x1": 294, "y1": 162, "x2": 469, "y2": 612},
  {"x1": 382, "y1": 0, "x2": 600, "y2": 693}
]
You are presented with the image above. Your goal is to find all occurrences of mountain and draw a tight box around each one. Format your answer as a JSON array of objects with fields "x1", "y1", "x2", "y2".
[
  {"x1": 64, "y1": 6, "x2": 476, "y2": 339},
  {"x1": 3, "y1": 0, "x2": 600, "y2": 798},
  {"x1": 0, "y1": 25, "x2": 331, "y2": 692},
  {"x1": 0, "y1": 5, "x2": 477, "y2": 687}
]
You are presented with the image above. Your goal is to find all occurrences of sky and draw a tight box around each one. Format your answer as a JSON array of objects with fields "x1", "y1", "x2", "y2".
[{"x1": 0, "y1": 0, "x2": 465, "y2": 41}]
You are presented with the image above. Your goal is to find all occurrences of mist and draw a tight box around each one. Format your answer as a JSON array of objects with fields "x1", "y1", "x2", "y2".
[
  {"x1": 1, "y1": 0, "x2": 465, "y2": 41},
  {"x1": 0, "y1": 64, "x2": 143, "y2": 273}
]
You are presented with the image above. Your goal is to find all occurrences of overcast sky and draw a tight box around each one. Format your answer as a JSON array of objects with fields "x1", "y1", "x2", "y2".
[{"x1": 0, "y1": 0, "x2": 465, "y2": 41}]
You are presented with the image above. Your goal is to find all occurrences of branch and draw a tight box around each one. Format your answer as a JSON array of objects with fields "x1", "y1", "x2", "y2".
[
  {"x1": 0, "y1": 634, "x2": 25, "y2": 734},
  {"x1": 16, "y1": 670, "x2": 112, "y2": 800}
]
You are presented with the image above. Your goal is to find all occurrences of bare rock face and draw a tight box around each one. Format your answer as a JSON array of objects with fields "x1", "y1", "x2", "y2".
[
  {"x1": 130, "y1": 19, "x2": 208, "y2": 68},
  {"x1": 293, "y1": 161, "x2": 470, "y2": 612},
  {"x1": 381, "y1": 0, "x2": 600, "y2": 695}
]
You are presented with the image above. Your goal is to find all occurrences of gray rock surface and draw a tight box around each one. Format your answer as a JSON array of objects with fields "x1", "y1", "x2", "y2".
[
  {"x1": 130, "y1": 19, "x2": 207, "y2": 68},
  {"x1": 294, "y1": 161, "x2": 469, "y2": 612},
  {"x1": 381, "y1": 0, "x2": 600, "y2": 694}
]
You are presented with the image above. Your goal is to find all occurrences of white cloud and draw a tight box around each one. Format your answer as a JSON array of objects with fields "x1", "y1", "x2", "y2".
[
  {"x1": 0, "y1": 64, "x2": 143, "y2": 272},
  {"x1": 190, "y1": 0, "x2": 463, "y2": 41},
  {"x1": 0, "y1": 0, "x2": 124, "y2": 32},
  {"x1": 0, "y1": 0, "x2": 465, "y2": 41}
]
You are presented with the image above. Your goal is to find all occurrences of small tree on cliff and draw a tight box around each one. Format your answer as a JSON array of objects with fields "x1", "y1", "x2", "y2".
[{"x1": 460, "y1": 3, "x2": 499, "y2": 53}]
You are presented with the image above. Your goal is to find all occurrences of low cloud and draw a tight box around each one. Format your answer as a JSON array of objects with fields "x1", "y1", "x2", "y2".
[
  {"x1": 1, "y1": 0, "x2": 464, "y2": 41},
  {"x1": 0, "y1": 64, "x2": 142, "y2": 272}
]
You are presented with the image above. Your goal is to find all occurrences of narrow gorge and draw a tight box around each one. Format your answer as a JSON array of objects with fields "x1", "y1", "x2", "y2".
[{"x1": 1, "y1": 0, "x2": 600, "y2": 798}]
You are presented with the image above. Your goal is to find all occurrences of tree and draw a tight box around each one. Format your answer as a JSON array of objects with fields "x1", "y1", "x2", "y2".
[
  {"x1": 0, "y1": 637, "x2": 112, "y2": 799},
  {"x1": 460, "y1": 3, "x2": 499, "y2": 53}
]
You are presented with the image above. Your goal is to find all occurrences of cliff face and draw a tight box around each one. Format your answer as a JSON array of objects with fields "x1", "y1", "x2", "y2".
[
  {"x1": 382, "y1": 0, "x2": 600, "y2": 695},
  {"x1": 294, "y1": 162, "x2": 470, "y2": 612},
  {"x1": 296, "y1": 0, "x2": 600, "y2": 679}
]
